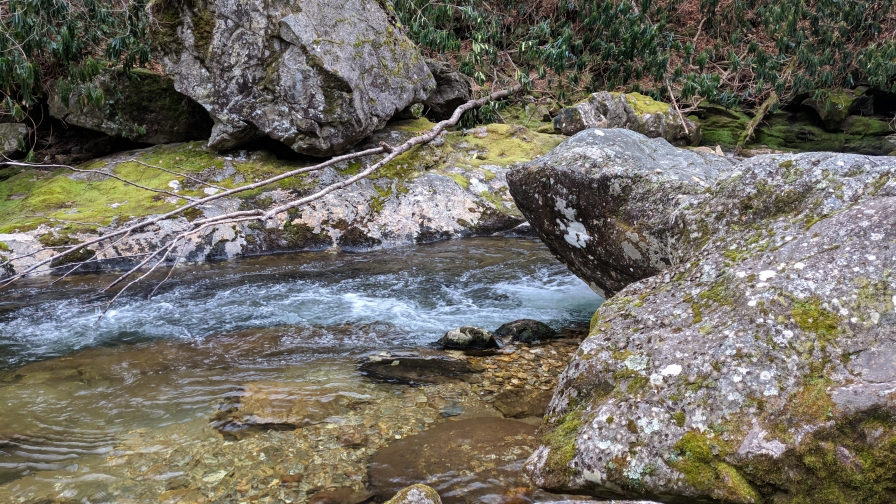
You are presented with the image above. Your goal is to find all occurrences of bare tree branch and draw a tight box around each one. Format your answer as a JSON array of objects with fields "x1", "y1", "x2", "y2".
[{"x1": 2, "y1": 87, "x2": 520, "y2": 306}]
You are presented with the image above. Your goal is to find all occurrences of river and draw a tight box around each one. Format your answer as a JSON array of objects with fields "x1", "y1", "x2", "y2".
[{"x1": 0, "y1": 237, "x2": 601, "y2": 503}]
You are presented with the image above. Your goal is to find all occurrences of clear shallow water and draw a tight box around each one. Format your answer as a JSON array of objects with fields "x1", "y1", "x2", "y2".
[{"x1": 0, "y1": 238, "x2": 602, "y2": 503}]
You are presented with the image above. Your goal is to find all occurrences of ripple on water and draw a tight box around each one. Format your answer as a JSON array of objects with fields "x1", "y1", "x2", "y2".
[{"x1": 0, "y1": 238, "x2": 602, "y2": 502}]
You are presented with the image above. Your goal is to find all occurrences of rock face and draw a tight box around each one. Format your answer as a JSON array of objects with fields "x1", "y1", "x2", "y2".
[
  {"x1": 421, "y1": 59, "x2": 472, "y2": 121},
  {"x1": 0, "y1": 123, "x2": 27, "y2": 156},
  {"x1": 48, "y1": 70, "x2": 213, "y2": 144},
  {"x1": 518, "y1": 134, "x2": 896, "y2": 502},
  {"x1": 554, "y1": 92, "x2": 701, "y2": 146},
  {"x1": 507, "y1": 128, "x2": 733, "y2": 297},
  {"x1": 152, "y1": 0, "x2": 435, "y2": 155}
]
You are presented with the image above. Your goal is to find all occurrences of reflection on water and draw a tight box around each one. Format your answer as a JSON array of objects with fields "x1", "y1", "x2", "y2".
[{"x1": 0, "y1": 238, "x2": 601, "y2": 502}]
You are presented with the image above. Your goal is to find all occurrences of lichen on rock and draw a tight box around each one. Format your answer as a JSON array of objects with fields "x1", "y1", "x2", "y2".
[
  {"x1": 152, "y1": 0, "x2": 436, "y2": 156},
  {"x1": 513, "y1": 128, "x2": 896, "y2": 502}
]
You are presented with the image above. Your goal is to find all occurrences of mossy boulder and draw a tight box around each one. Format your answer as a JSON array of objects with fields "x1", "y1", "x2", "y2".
[
  {"x1": 494, "y1": 319, "x2": 558, "y2": 343},
  {"x1": 518, "y1": 132, "x2": 896, "y2": 502},
  {"x1": 152, "y1": 0, "x2": 435, "y2": 155},
  {"x1": 801, "y1": 89, "x2": 861, "y2": 131},
  {"x1": 554, "y1": 91, "x2": 701, "y2": 146},
  {"x1": 48, "y1": 69, "x2": 213, "y2": 144},
  {"x1": 0, "y1": 119, "x2": 561, "y2": 276}
]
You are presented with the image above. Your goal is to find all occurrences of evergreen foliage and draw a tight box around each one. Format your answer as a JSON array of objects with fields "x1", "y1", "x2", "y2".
[
  {"x1": 0, "y1": 0, "x2": 151, "y2": 121},
  {"x1": 395, "y1": 0, "x2": 896, "y2": 107}
]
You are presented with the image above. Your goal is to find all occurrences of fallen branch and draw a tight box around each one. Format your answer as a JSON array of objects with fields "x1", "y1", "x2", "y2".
[
  {"x1": 1, "y1": 87, "x2": 520, "y2": 303},
  {"x1": 735, "y1": 91, "x2": 778, "y2": 156}
]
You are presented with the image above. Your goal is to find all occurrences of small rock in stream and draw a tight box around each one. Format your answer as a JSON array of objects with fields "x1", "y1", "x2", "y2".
[
  {"x1": 436, "y1": 326, "x2": 499, "y2": 350},
  {"x1": 493, "y1": 319, "x2": 558, "y2": 344},
  {"x1": 385, "y1": 483, "x2": 443, "y2": 504}
]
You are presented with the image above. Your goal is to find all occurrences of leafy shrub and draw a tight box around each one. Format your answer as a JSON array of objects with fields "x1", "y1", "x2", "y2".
[
  {"x1": 0, "y1": 0, "x2": 151, "y2": 121},
  {"x1": 395, "y1": 0, "x2": 896, "y2": 107}
]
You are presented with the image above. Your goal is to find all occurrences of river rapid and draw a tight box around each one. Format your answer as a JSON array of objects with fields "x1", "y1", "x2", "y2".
[{"x1": 0, "y1": 237, "x2": 601, "y2": 503}]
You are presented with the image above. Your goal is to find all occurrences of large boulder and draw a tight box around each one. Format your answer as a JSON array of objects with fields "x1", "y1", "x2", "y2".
[
  {"x1": 507, "y1": 128, "x2": 733, "y2": 298},
  {"x1": 519, "y1": 139, "x2": 896, "y2": 502},
  {"x1": 554, "y1": 92, "x2": 701, "y2": 146},
  {"x1": 48, "y1": 69, "x2": 213, "y2": 144},
  {"x1": 151, "y1": 0, "x2": 435, "y2": 155}
]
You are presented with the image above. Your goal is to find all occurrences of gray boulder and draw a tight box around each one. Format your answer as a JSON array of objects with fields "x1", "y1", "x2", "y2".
[
  {"x1": 521, "y1": 142, "x2": 896, "y2": 502},
  {"x1": 0, "y1": 123, "x2": 27, "y2": 156},
  {"x1": 507, "y1": 128, "x2": 733, "y2": 298},
  {"x1": 422, "y1": 59, "x2": 472, "y2": 120},
  {"x1": 554, "y1": 91, "x2": 701, "y2": 146},
  {"x1": 48, "y1": 70, "x2": 212, "y2": 144},
  {"x1": 152, "y1": 0, "x2": 435, "y2": 155}
]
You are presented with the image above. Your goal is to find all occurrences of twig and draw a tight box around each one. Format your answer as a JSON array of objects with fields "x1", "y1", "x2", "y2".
[
  {"x1": 2, "y1": 161, "x2": 193, "y2": 201},
  {"x1": 128, "y1": 159, "x2": 226, "y2": 191},
  {"x1": 666, "y1": 81, "x2": 690, "y2": 136},
  {"x1": 735, "y1": 91, "x2": 778, "y2": 156}
]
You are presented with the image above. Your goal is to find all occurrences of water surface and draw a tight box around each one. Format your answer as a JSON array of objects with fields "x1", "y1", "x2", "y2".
[{"x1": 0, "y1": 238, "x2": 601, "y2": 502}]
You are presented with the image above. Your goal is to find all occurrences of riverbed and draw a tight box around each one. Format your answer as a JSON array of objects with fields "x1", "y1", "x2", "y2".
[{"x1": 0, "y1": 237, "x2": 601, "y2": 503}]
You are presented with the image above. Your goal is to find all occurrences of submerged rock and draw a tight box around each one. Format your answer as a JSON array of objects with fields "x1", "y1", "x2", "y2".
[
  {"x1": 48, "y1": 69, "x2": 213, "y2": 144},
  {"x1": 367, "y1": 417, "x2": 538, "y2": 503},
  {"x1": 436, "y1": 326, "x2": 498, "y2": 350},
  {"x1": 152, "y1": 0, "x2": 435, "y2": 155},
  {"x1": 553, "y1": 92, "x2": 701, "y2": 146},
  {"x1": 519, "y1": 134, "x2": 896, "y2": 502},
  {"x1": 357, "y1": 351, "x2": 483, "y2": 386},
  {"x1": 212, "y1": 381, "x2": 361, "y2": 436},
  {"x1": 494, "y1": 319, "x2": 558, "y2": 343},
  {"x1": 507, "y1": 128, "x2": 733, "y2": 297},
  {"x1": 493, "y1": 387, "x2": 554, "y2": 419},
  {"x1": 385, "y1": 484, "x2": 442, "y2": 504}
]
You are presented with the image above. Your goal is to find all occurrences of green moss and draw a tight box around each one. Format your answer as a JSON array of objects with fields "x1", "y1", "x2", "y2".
[
  {"x1": 627, "y1": 375, "x2": 650, "y2": 394},
  {"x1": 672, "y1": 411, "x2": 687, "y2": 427},
  {"x1": 454, "y1": 124, "x2": 563, "y2": 168},
  {"x1": 447, "y1": 173, "x2": 469, "y2": 189},
  {"x1": 49, "y1": 247, "x2": 95, "y2": 268},
  {"x1": 791, "y1": 297, "x2": 840, "y2": 343},
  {"x1": 541, "y1": 408, "x2": 584, "y2": 477},
  {"x1": 670, "y1": 431, "x2": 759, "y2": 502},
  {"x1": 624, "y1": 92, "x2": 672, "y2": 115},
  {"x1": 39, "y1": 232, "x2": 74, "y2": 247},
  {"x1": 191, "y1": 8, "x2": 216, "y2": 57},
  {"x1": 149, "y1": 1, "x2": 185, "y2": 53}
]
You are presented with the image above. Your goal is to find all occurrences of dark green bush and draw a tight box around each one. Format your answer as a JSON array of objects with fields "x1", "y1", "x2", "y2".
[
  {"x1": 0, "y1": 0, "x2": 151, "y2": 121},
  {"x1": 395, "y1": 0, "x2": 896, "y2": 107}
]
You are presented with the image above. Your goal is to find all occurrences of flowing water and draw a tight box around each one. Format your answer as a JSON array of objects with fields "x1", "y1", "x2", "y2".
[{"x1": 0, "y1": 238, "x2": 601, "y2": 503}]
